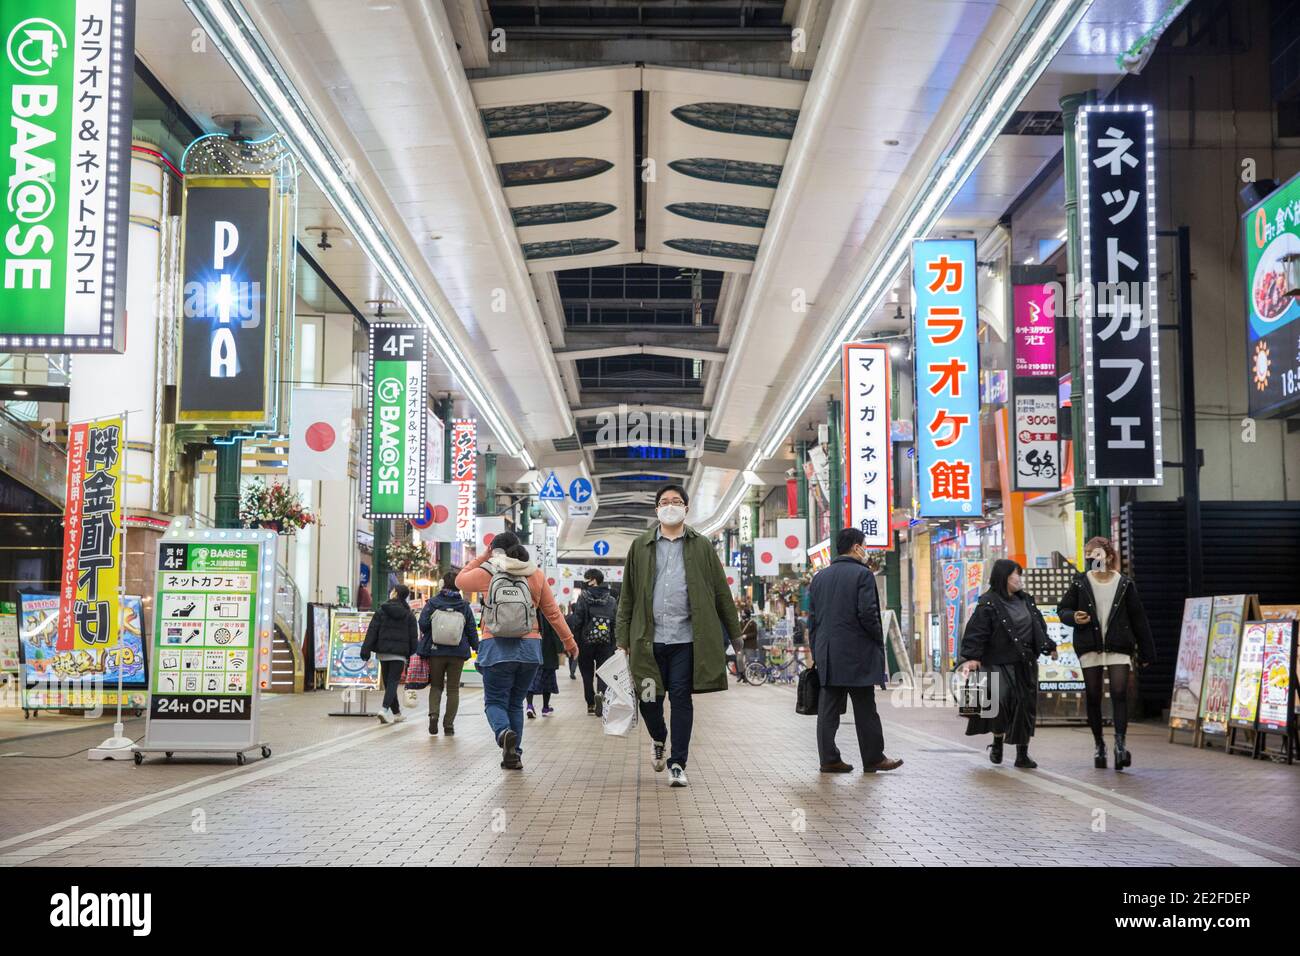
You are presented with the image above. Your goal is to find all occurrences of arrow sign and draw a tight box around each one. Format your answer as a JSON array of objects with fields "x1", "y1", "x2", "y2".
[
  {"x1": 537, "y1": 471, "x2": 566, "y2": 500},
  {"x1": 593, "y1": 540, "x2": 610, "y2": 556},
  {"x1": 568, "y1": 477, "x2": 592, "y2": 503}
]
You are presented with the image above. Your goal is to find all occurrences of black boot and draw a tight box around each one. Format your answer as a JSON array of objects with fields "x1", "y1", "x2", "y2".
[
  {"x1": 1093, "y1": 741, "x2": 1107, "y2": 769},
  {"x1": 987, "y1": 736, "x2": 1004, "y2": 765},
  {"x1": 1114, "y1": 733, "x2": 1131, "y2": 770},
  {"x1": 1013, "y1": 745, "x2": 1037, "y2": 769}
]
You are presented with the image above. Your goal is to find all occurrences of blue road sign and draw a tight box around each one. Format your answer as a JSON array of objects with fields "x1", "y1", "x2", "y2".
[
  {"x1": 593, "y1": 540, "x2": 610, "y2": 557},
  {"x1": 538, "y1": 471, "x2": 566, "y2": 500},
  {"x1": 568, "y1": 477, "x2": 592, "y2": 503}
]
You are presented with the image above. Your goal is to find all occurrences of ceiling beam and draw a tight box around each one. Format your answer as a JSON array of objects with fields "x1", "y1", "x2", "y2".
[{"x1": 556, "y1": 344, "x2": 728, "y2": 362}]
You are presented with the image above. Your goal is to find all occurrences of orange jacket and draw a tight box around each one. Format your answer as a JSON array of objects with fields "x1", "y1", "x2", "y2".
[{"x1": 455, "y1": 551, "x2": 577, "y2": 655}]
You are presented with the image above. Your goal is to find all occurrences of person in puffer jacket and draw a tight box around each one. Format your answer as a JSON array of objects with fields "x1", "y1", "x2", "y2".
[
  {"x1": 418, "y1": 571, "x2": 479, "y2": 736},
  {"x1": 360, "y1": 584, "x2": 418, "y2": 724}
]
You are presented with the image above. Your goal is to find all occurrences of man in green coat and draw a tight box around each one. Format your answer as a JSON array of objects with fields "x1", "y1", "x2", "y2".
[{"x1": 616, "y1": 483, "x2": 741, "y2": 787}]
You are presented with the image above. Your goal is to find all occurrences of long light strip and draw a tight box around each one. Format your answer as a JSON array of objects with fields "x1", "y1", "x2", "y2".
[
  {"x1": 753, "y1": 0, "x2": 1094, "y2": 464},
  {"x1": 184, "y1": 0, "x2": 527, "y2": 459}
]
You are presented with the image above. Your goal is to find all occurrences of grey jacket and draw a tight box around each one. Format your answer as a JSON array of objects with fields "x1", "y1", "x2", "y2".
[{"x1": 807, "y1": 556, "x2": 886, "y2": 688}]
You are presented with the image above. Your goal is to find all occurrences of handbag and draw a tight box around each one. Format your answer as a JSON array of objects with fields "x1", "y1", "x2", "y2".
[
  {"x1": 403, "y1": 653, "x2": 430, "y2": 690},
  {"x1": 956, "y1": 668, "x2": 993, "y2": 717},
  {"x1": 795, "y1": 666, "x2": 820, "y2": 715}
]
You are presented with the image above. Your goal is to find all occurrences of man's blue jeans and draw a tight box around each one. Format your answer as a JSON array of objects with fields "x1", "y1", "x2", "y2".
[
  {"x1": 638, "y1": 642, "x2": 694, "y2": 769},
  {"x1": 481, "y1": 661, "x2": 539, "y2": 755}
]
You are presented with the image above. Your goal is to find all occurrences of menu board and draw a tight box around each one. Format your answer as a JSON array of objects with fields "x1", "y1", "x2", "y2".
[
  {"x1": 326, "y1": 610, "x2": 378, "y2": 688},
  {"x1": 1169, "y1": 597, "x2": 1213, "y2": 731},
  {"x1": 1037, "y1": 607, "x2": 1084, "y2": 693},
  {"x1": 1199, "y1": 594, "x2": 1246, "y2": 736},
  {"x1": 1228, "y1": 622, "x2": 1268, "y2": 729}
]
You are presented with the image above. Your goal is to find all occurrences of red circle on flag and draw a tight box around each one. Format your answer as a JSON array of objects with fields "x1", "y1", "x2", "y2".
[
  {"x1": 431, "y1": 504, "x2": 449, "y2": 523},
  {"x1": 760, "y1": 551, "x2": 773, "y2": 563},
  {"x1": 483, "y1": 533, "x2": 494, "y2": 548},
  {"x1": 784, "y1": 535, "x2": 799, "y2": 550},
  {"x1": 563, "y1": 587, "x2": 570, "y2": 594},
  {"x1": 726, "y1": 575, "x2": 735, "y2": 585},
  {"x1": 547, "y1": 577, "x2": 556, "y2": 586},
  {"x1": 305, "y1": 422, "x2": 335, "y2": 452}
]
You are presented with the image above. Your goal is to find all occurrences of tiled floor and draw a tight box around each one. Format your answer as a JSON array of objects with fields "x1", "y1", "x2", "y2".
[{"x1": 1, "y1": 677, "x2": 1296, "y2": 866}]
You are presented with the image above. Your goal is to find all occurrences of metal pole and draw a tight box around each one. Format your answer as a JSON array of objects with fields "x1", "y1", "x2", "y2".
[
  {"x1": 214, "y1": 439, "x2": 242, "y2": 528},
  {"x1": 826, "y1": 397, "x2": 843, "y2": 538},
  {"x1": 1177, "y1": 225, "x2": 1203, "y2": 595}
]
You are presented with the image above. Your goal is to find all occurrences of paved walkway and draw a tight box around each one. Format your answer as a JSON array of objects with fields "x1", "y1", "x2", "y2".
[{"x1": 1, "y1": 678, "x2": 1296, "y2": 867}]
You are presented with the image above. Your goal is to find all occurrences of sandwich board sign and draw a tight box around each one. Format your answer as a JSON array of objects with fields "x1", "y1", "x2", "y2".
[{"x1": 135, "y1": 519, "x2": 276, "y2": 762}]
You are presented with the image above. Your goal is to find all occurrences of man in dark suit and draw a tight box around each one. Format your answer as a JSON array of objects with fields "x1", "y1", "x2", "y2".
[{"x1": 807, "y1": 527, "x2": 903, "y2": 774}]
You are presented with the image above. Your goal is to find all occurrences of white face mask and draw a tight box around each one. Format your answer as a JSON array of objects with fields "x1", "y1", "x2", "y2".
[{"x1": 657, "y1": 504, "x2": 686, "y2": 526}]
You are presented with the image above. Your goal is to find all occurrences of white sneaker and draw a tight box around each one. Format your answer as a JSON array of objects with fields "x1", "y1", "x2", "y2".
[
  {"x1": 378, "y1": 708, "x2": 393, "y2": 724},
  {"x1": 392, "y1": 711, "x2": 406, "y2": 723},
  {"x1": 669, "y1": 764, "x2": 688, "y2": 787},
  {"x1": 651, "y1": 740, "x2": 666, "y2": 772}
]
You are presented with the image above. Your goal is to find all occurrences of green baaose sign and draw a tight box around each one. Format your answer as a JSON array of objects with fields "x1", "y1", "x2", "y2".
[
  {"x1": 1, "y1": 0, "x2": 135, "y2": 352},
  {"x1": 365, "y1": 323, "x2": 428, "y2": 519}
]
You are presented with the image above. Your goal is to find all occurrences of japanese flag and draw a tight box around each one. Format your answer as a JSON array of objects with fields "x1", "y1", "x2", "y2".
[
  {"x1": 477, "y1": 516, "x2": 506, "y2": 552},
  {"x1": 545, "y1": 567, "x2": 562, "y2": 602},
  {"x1": 419, "y1": 484, "x2": 459, "y2": 542},
  {"x1": 776, "y1": 519, "x2": 806, "y2": 566},
  {"x1": 754, "y1": 537, "x2": 781, "y2": 577},
  {"x1": 288, "y1": 388, "x2": 352, "y2": 481},
  {"x1": 724, "y1": 566, "x2": 741, "y2": 598}
]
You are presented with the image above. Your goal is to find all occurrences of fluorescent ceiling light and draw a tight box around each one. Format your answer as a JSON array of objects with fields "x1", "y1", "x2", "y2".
[{"x1": 184, "y1": 0, "x2": 527, "y2": 459}]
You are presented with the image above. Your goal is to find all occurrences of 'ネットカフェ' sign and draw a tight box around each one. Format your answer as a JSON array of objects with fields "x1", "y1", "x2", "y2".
[
  {"x1": 912, "y1": 238, "x2": 982, "y2": 517},
  {"x1": 177, "y1": 176, "x2": 274, "y2": 423},
  {"x1": 842, "y1": 343, "x2": 892, "y2": 549},
  {"x1": 364, "y1": 323, "x2": 428, "y2": 519},
  {"x1": 1078, "y1": 105, "x2": 1163, "y2": 486},
  {"x1": 1, "y1": 0, "x2": 135, "y2": 352}
]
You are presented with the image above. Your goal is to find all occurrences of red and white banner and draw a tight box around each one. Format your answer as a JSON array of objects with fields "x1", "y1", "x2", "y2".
[
  {"x1": 476, "y1": 516, "x2": 506, "y2": 552},
  {"x1": 450, "y1": 419, "x2": 477, "y2": 542},
  {"x1": 288, "y1": 387, "x2": 353, "y2": 481},
  {"x1": 775, "y1": 518, "x2": 806, "y2": 566},
  {"x1": 418, "y1": 483, "x2": 459, "y2": 542},
  {"x1": 723, "y1": 566, "x2": 741, "y2": 598},
  {"x1": 753, "y1": 537, "x2": 780, "y2": 577}
]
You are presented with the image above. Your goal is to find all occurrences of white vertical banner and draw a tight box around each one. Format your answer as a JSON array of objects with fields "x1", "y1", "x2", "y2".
[
  {"x1": 427, "y1": 411, "x2": 444, "y2": 484},
  {"x1": 738, "y1": 506, "x2": 753, "y2": 545},
  {"x1": 843, "y1": 342, "x2": 893, "y2": 548},
  {"x1": 724, "y1": 566, "x2": 741, "y2": 598},
  {"x1": 476, "y1": 515, "x2": 506, "y2": 552},
  {"x1": 423, "y1": 484, "x2": 459, "y2": 542},
  {"x1": 753, "y1": 537, "x2": 780, "y2": 577},
  {"x1": 288, "y1": 387, "x2": 352, "y2": 481},
  {"x1": 775, "y1": 518, "x2": 806, "y2": 565}
]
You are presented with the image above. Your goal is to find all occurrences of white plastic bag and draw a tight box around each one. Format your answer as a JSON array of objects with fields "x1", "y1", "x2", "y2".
[{"x1": 596, "y1": 651, "x2": 637, "y2": 737}]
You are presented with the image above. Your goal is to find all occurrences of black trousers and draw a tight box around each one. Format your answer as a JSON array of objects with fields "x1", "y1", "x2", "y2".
[
  {"x1": 639, "y1": 643, "x2": 694, "y2": 769},
  {"x1": 577, "y1": 641, "x2": 615, "y2": 707},
  {"x1": 816, "y1": 685, "x2": 885, "y2": 766},
  {"x1": 380, "y1": 658, "x2": 406, "y2": 713}
]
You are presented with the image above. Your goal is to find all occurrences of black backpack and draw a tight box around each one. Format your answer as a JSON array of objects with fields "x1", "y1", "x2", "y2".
[{"x1": 582, "y1": 593, "x2": 616, "y2": 645}]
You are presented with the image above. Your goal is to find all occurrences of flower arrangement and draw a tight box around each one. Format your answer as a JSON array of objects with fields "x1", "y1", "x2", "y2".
[
  {"x1": 239, "y1": 480, "x2": 316, "y2": 532},
  {"x1": 387, "y1": 538, "x2": 434, "y2": 575}
]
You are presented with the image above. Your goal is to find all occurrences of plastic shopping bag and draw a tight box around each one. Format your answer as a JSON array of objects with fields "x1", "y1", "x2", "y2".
[{"x1": 595, "y1": 651, "x2": 637, "y2": 737}]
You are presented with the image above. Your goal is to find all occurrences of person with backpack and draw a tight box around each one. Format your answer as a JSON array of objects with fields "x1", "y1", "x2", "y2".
[
  {"x1": 417, "y1": 571, "x2": 479, "y2": 736},
  {"x1": 567, "y1": 568, "x2": 619, "y2": 715},
  {"x1": 359, "y1": 584, "x2": 419, "y2": 724},
  {"x1": 456, "y1": 531, "x2": 578, "y2": 770},
  {"x1": 526, "y1": 615, "x2": 566, "y2": 717}
]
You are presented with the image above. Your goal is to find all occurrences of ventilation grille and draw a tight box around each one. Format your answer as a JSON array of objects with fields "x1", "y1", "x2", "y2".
[
  {"x1": 1001, "y1": 110, "x2": 1063, "y2": 136},
  {"x1": 552, "y1": 434, "x2": 581, "y2": 452},
  {"x1": 702, "y1": 436, "x2": 729, "y2": 453}
]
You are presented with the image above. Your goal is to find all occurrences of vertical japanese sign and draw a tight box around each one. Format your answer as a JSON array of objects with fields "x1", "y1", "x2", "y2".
[
  {"x1": 58, "y1": 416, "x2": 124, "y2": 654},
  {"x1": 451, "y1": 419, "x2": 477, "y2": 542},
  {"x1": 0, "y1": 0, "x2": 134, "y2": 352},
  {"x1": 1257, "y1": 621, "x2": 1295, "y2": 733},
  {"x1": 941, "y1": 561, "x2": 963, "y2": 664},
  {"x1": 142, "y1": 525, "x2": 277, "y2": 753},
  {"x1": 1011, "y1": 282, "x2": 1060, "y2": 491},
  {"x1": 1169, "y1": 596, "x2": 1213, "y2": 730},
  {"x1": 1078, "y1": 104, "x2": 1162, "y2": 485},
  {"x1": 178, "y1": 176, "x2": 274, "y2": 422},
  {"x1": 1242, "y1": 169, "x2": 1300, "y2": 420},
  {"x1": 842, "y1": 343, "x2": 892, "y2": 549},
  {"x1": 364, "y1": 323, "x2": 427, "y2": 518},
  {"x1": 1228, "y1": 621, "x2": 1268, "y2": 729},
  {"x1": 1199, "y1": 594, "x2": 1245, "y2": 736},
  {"x1": 912, "y1": 239, "x2": 981, "y2": 516}
]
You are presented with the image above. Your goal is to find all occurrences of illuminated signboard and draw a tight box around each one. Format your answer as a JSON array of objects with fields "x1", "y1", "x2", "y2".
[
  {"x1": 842, "y1": 342, "x2": 892, "y2": 549},
  {"x1": 364, "y1": 323, "x2": 428, "y2": 519},
  {"x1": 1242, "y1": 167, "x2": 1300, "y2": 419}
]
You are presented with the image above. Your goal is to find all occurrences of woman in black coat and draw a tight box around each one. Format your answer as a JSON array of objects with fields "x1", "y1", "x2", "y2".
[
  {"x1": 360, "y1": 584, "x2": 419, "y2": 724},
  {"x1": 957, "y1": 559, "x2": 1057, "y2": 768},
  {"x1": 1056, "y1": 537, "x2": 1155, "y2": 770}
]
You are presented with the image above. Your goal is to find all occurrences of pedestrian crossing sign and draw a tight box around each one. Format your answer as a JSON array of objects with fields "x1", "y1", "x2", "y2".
[{"x1": 538, "y1": 471, "x2": 566, "y2": 500}]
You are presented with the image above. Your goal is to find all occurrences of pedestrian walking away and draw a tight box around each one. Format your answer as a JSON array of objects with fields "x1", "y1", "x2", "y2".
[
  {"x1": 807, "y1": 528, "x2": 903, "y2": 774},
  {"x1": 417, "y1": 571, "x2": 480, "y2": 735},
  {"x1": 1057, "y1": 537, "x2": 1155, "y2": 771},
  {"x1": 526, "y1": 614, "x2": 565, "y2": 717},
  {"x1": 616, "y1": 483, "x2": 741, "y2": 787},
  {"x1": 958, "y1": 559, "x2": 1057, "y2": 769},
  {"x1": 457, "y1": 531, "x2": 577, "y2": 770},
  {"x1": 360, "y1": 584, "x2": 419, "y2": 725},
  {"x1": 567, "y1": 568, "x2": 619, "y2": 715}
]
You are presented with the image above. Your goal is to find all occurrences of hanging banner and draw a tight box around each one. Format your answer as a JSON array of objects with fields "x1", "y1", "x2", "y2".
[
  {"x1": 775, "y1": 518, "x2": 806, "y2": 566},
  {"x1": 1169, "y1": 596, "x2": 1213, "y2": 731},
  {"x1": 17, "y1": 591, "x2": 147, "y2": 709},
  {"x1": 1229, "y1": 621, "x2": 1269, "y2": 730},
  {"x1": 476, "y1": 515, "x2": 506, "y2": 552},
  {"x1": 427, "y1": 410, "x2": 444, "y2": 485},
  {"x1": 1012, "y1": 283, "x2": 1057, "y2": 377},
  {"x1": 753, "y1": 537, "x2": 780, "y2": 577},
  {"x1": 0, "y1": 0, "x2": 135, "y2": 353},
  {"x1": 365, "y1": 323, "x2": 428, "y2": 518},
  {"x1": 288, "y1": 387, "x2": 352, "y2": 481},
  {"x1": 177, "y1": 176, "x2": 275, "y2": 423},
  {"x1": 325, "y1": 609, "x2": 377, "y2": 688},
  {"x1": 1078, "y1": 104, "x2": 1163, "y2": 486},
  {"x1": 723, "y1": 566, "x2": 740, "y2": 599},
  {"x1": 1200, "y1": 594, "x2": 1246, "y2": 736},
  {"x1": 963, "y1": 561, "x2": 984, "y2": 626},
  {"x1": 142, "y1": 524, "x2": 277, "y2": 754},
  {"x1": 941, "y1": 561, "x2": 963, "y2": 664},
  {"x1": 842, "y1": 343, "x2": 892, "y2": 548},
  {"x1": 418, "y1": 483, "x2": 459, "y2": 542},
  {"x1": 451, "y1": 419, "x2": 477, "y2": 542},
  {"x1": 1242, "y1": 168, "x2": 1300, "y2": 420},
  {"x1": 58, "y1": 416, "x2": 125, "y2": 654},
  {"x1": 912, "y1": 239, "x2": 982, "y2": 517},
  {"x1": 1258, "y1": 620, "x2": 1295, "y2": 733},
  {"x1": 738, "y1": 505, "x2": 753, "y2": 546},
  {"x1": 1012, "y1": 392, "x2": 1061, "y2": 490}
]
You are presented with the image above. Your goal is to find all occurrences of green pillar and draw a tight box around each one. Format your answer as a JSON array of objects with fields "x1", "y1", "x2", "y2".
[
  {"x1": 484, "y1": 452, "x2": 498, "y2": 516},
  {"x1": 1062, "y1": 90, "x2": 1108, "y2": 549},
  {"x1": 435, "y1": 395, "x2": 453, "y2": 573},
  {"x1": 373, "y1": 518, "x2": 392, "y2": 599},
  {"x1": 826, "y1": 398, "x2": 843, "y2": 539},
  {"x1": 214, "y1": 440, "x2": 242, "y2": 528}
]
